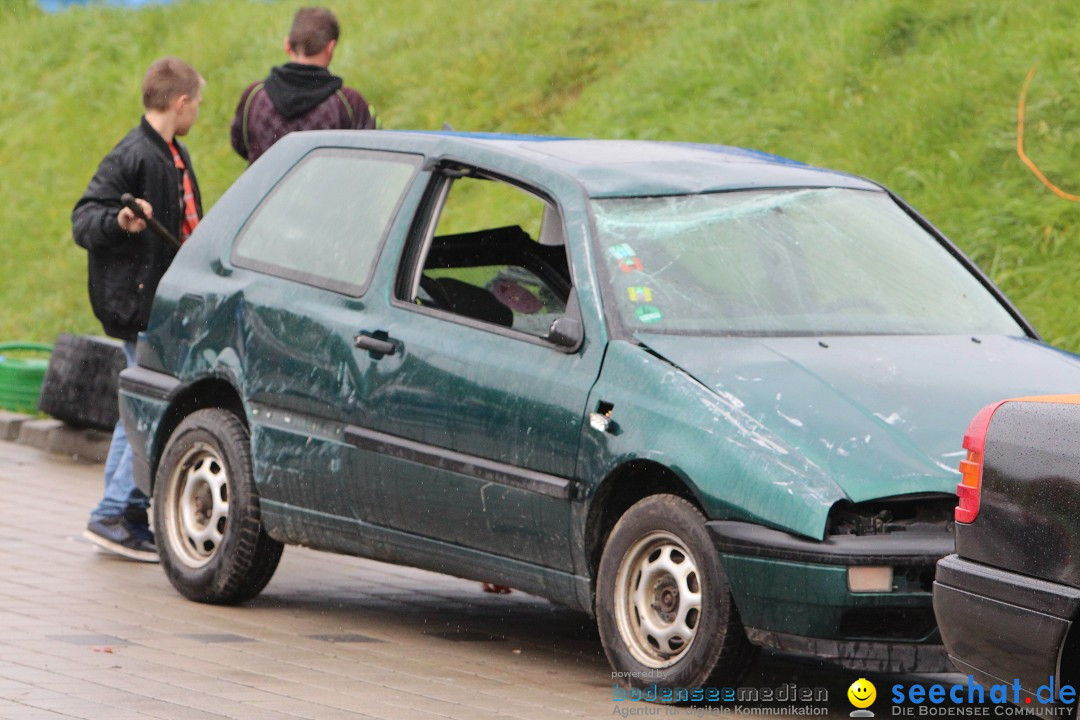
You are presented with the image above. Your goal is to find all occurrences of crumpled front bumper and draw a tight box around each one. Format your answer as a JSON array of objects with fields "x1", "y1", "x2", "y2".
[{"x1": 708, "y1": 520, "x2": 954, "y2": 673}]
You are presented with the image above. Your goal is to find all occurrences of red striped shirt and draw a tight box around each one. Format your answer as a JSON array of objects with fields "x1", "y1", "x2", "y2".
[{"x1": 169, "y1": 142, "x2": 198, "y2": 243}]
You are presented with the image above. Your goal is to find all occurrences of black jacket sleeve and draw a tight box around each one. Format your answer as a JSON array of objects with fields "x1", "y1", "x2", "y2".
[{"x1": 72, "y1": 133, "x2": 148, "y2": 251}]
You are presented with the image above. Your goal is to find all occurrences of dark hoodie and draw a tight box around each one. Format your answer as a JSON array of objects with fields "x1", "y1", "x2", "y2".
[
  {"x1": 230, "y1": 63, "x2": 376, "y2": 164},
  {"x1": 263, "y1": 62, "x2": 344, "y2": 119}
]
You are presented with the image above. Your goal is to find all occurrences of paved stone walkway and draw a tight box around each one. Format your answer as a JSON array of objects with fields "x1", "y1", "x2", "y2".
[
  {"x1": 0, "y1": 423, "x2": 963, "y2": 719},
  {"x1": 0, "y1": 438, "x2": 619, "y2": 719}
]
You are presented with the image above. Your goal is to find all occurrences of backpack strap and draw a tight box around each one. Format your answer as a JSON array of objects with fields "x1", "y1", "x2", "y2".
[
  {"x1": 240, "y1": 82, "x2": 266, "y2": 156},
  {"x1": 336, "y1": 89, "x2": 356, "y2": 127}
]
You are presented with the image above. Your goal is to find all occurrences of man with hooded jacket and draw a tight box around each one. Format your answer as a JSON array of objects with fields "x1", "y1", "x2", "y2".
[{"x1": 231, "y1": 7, "x2": 376, "y2": 165}]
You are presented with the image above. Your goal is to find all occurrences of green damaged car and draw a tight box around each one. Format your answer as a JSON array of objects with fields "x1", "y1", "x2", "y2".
[{"x1": 120, "y1": 131, "x2": 1080, "y2": 688}]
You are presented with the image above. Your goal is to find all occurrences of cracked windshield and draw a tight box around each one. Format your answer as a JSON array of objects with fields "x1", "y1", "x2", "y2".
[{"x1": 592, "y1": 188, "x2": 1026, "y2": 336}]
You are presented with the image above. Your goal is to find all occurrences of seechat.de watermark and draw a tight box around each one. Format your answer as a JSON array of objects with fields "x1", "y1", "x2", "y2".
[{"x1": 848, "y1": 676, "x2": 1077, "y2": 718}]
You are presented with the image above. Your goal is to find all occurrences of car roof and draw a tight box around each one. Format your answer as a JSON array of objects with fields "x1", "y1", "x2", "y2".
[{"x1": 276, "y1": 130, "x2": 883, "y2": 198}]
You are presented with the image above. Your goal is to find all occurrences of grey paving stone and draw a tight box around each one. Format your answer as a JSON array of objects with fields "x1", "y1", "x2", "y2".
[
  {"x1": 14, "y1": 418, "x2": 60, "y2": 451},
  {"x1": 0, "y1": 411, "x2": 30, "y2": 441},
  {"x1": 48, "y1": 424, "x2": 112, "y2": 463},
  {"x1": 12, "y1": 417, "x2": 111, "y2": 463}
]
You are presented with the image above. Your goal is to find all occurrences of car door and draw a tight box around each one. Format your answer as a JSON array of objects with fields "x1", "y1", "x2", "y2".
[
  {"x1": 343, "y1": 165, "x2": 604, "y2": 570},
  {"x1": 230, "y1": 147, "x2": 423, "y2": 519}
]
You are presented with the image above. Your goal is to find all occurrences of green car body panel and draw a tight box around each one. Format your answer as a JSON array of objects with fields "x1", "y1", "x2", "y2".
[{"x1": 120, "y1": 131, "x2": 1080, "y2": 670}]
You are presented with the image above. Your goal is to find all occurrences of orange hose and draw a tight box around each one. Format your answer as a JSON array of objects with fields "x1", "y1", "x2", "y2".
[{"x1": 1017, "y1": 65, "x2": 1080, "y2": 202}]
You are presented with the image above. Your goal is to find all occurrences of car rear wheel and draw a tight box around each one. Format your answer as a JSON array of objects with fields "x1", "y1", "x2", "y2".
[
  {"x1": 596, "y1": 494, "x2": 756, "y2": 689},
  {"x1": 154, "y1": 408, "x2": 283, "y2": 604}
]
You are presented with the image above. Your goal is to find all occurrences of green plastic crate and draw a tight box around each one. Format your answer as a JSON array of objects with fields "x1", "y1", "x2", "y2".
[{"x1": 0, "y1": 342, "x2": 53, "y2": 413}]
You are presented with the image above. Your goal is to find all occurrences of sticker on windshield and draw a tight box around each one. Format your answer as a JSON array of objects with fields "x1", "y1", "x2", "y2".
[
  {"x1": 627, "y1": 287, "x2": 653, "y2": 302},
  {"x1": 635, "y1": 305, "x2": 663, "y2": 324},
  {"x1": 608, "y1": 244, "x2": 636, "y2": 260}
]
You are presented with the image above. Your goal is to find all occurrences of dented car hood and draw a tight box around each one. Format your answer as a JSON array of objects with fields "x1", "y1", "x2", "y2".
[{"x1": 635, "y1": 332, "x2": 1080, "y2": 503}]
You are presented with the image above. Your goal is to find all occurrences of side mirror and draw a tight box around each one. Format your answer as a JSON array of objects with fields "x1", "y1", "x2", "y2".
[
  {"x1": 547, "y1": 316, "x2": 583, "y2": 350},
  {"x1": 547, "y1": 290, "x2": 583, "y2": 351}
]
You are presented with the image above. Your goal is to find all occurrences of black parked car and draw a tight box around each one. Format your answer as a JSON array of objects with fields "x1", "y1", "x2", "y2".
[{"x1": 934, "y1": 395, "x2": 1080, "y2": 705}]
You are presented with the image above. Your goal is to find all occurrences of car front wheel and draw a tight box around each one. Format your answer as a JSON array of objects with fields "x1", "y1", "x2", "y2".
[
  {"x1": 597, "y1": 494, "x2": 756, "y2": 689},
  {"x1": 154, "y1": 408, "x2": 283, "y2": 604}
]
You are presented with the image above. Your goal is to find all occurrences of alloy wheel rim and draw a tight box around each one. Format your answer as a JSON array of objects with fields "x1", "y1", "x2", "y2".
[
  {"x1": 613, "y1": 530, "x2": 702, "y2": 668},
  {"x1": 167, "y1": 442, "x2": 230, "y2": 568}
]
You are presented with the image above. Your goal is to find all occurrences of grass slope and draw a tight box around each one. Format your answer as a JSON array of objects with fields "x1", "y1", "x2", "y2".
[{"x1": 3, "y1": 0, "x2": 1079, "y2": 351}]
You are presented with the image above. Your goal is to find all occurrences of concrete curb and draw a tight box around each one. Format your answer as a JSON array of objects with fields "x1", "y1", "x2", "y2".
[
  {"x1": 0, "y1": 410, "x2": 110, "y2": 463},
  {"x1": 0, "y1": 410, "x2": 24, "y2": 441}
]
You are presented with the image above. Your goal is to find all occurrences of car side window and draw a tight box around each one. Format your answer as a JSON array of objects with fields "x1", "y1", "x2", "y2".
[
  {"x1": 233, "y1": 149, "x2": 420, "y2": 296},
  {"x1": 405, "y1": 173, "x2": 573, "y2": 339}
]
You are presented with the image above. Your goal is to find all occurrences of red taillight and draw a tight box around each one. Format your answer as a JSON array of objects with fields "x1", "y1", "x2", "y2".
[
  {"x1": 956, "y1": 450, "x2": 982, "y2": 523},
  {"x1": 955, "y1": 400, "x2": 1006, "y2": 523}
]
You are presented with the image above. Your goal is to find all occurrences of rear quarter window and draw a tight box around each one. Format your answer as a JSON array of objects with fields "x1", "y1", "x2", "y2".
[{"x1": 233, "y1": 148, "x2": 421, "y2": 296}]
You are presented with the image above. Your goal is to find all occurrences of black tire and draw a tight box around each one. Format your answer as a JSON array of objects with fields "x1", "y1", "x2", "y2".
[
  {"x1": 596, "y1": 494, "x2": 757, "y2": 690},
  {"x1": 37, "y1": 334, "x2": 126, "y2": 430},
  {"x1": 154, "y1": 408, "x2": 283, "y2": 604}
]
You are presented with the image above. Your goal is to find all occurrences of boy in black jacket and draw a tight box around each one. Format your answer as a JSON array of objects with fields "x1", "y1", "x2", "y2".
[{"x1": 73, "y1": 57, "x2": 204, "y2": 562}]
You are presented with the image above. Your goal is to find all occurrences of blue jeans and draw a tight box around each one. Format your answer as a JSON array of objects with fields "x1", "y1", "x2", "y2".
[{"x1": 89, "y1": 340, "x2": 149, "y2": 522}]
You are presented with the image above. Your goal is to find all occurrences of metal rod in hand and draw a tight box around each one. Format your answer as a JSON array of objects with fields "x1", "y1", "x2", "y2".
[{"x1": 120, "y1": 193, "x2": 181, "y2": 250}]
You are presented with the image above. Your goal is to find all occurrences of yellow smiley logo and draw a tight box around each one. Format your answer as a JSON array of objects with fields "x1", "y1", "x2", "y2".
[{"x1": 848, "y1": 678, "x2": 876, "y2": 709}]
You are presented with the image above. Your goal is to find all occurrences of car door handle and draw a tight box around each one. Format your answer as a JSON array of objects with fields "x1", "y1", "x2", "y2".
[{"x1": 354, "y1": 332, "x2": 397, "y2": 356}]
